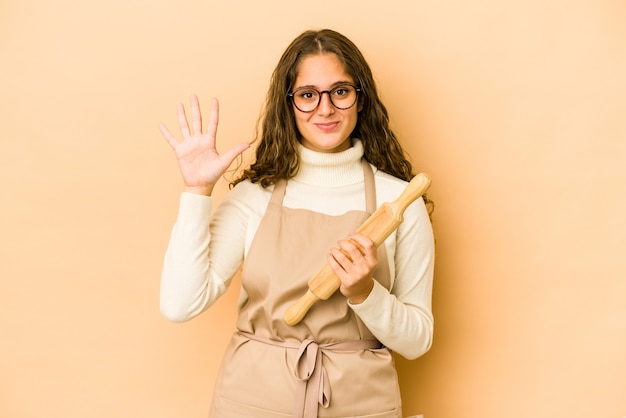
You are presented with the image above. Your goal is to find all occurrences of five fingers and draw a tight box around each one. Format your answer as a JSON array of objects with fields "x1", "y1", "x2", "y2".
[{"x1": 159, "y1": 95, "x2": 217, "y2": 148}]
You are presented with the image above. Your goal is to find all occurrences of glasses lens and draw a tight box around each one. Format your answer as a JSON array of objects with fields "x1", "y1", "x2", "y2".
[
  {"x1": 329, "y1": 85, "x2": 357, "y2": 109},
  {"x1": 292, "y1": 88, "x2": 320, "y2": 112}
]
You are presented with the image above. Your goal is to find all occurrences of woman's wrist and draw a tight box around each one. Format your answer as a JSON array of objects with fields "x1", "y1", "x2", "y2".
[
  {"x1": 184, "y1": 184, "x2": 215, "y2": 196},
  {"x1": 347, "y1": 279, "x2": 374, "y2": 304}
]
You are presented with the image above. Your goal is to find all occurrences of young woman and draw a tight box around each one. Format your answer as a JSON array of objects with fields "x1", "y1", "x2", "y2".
[{"x1": 160, "y1": 29, "x2": 435, "y2": 418}]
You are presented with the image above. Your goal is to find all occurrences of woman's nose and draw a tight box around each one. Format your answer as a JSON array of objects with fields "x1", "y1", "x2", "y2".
[{"x1": 316, "y1": 91, "x2": 335, "y2": 115}]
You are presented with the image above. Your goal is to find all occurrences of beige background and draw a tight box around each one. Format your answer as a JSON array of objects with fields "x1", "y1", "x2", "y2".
[{"x1": 2, "y1": 0, "x2": 625, "y2": 417}]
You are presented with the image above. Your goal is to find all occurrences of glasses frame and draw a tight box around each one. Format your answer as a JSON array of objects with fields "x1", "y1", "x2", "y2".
[{"x1": 287, "y1": 83, "x2": 362, "y2": 113}]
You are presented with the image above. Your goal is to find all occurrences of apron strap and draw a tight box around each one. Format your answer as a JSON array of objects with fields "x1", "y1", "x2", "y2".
[
  {"x1": 270, "y1": 179, "x2": 288, "y2": 205},
  {"x1": 362, "y1": 159, "x2": 377, "y2": 214},
  {"x1": 360, "y1": 159, "x2": 393, "y2": 290}
]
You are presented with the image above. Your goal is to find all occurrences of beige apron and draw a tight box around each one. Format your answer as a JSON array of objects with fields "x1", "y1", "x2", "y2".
[{"x1": 209, "y1": 160, "x2": 402, "y2": 418}]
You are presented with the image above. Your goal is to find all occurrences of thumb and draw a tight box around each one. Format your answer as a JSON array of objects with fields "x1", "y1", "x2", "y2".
[{"x1": 219, "y1": 142, "x2": 251, "y2": 168}]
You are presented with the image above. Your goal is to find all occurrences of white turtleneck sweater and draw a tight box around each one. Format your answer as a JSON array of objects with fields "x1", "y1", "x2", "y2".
[{"x1": 160, "y1": 140, "x2": 434, "y2": 359}]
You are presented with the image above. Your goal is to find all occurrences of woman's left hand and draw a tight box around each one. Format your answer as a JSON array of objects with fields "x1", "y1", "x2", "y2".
[{"x1": 327, "y1": 233, "x2": 377, "y2": 304}]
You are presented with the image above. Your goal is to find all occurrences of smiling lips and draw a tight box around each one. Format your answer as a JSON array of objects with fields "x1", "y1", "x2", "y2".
[{"x1": 315, "y1": 122, "x2": 339, "y2": 132}]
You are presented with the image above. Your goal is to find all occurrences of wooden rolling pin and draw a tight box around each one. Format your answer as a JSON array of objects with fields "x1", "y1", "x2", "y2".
[{"x1": 284, "y1": 172, "x2": 432, "y2": 326}]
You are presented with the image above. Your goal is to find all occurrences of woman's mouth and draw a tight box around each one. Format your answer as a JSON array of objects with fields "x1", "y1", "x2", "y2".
[{"x1": 315, "y1": 122, "x2": 339, "y2": 132}]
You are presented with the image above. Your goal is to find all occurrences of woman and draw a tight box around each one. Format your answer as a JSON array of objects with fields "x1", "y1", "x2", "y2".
[{"x1": 160, "y1": 29, "x2": 434, "y2": 418}]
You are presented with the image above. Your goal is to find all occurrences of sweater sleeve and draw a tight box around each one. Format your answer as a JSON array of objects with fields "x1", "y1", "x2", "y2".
[
  {"x1": 349, "y1": 197, "x2": 435, "y2": 359},
  {"x1": 160, "y1": 187, "x2": 252, "y2": 322}
]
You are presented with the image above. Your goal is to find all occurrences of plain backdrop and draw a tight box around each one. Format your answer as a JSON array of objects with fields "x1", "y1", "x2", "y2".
[{"x1": 1, "y1": 0, "x2": 625, "y2": 417}]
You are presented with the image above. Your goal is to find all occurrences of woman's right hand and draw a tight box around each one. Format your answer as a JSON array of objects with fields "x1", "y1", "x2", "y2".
[{"x1": 159, "y1": 95, "x2": 250, "y2": 195}]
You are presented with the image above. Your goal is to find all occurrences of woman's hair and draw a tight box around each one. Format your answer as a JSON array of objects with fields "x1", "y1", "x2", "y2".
[{"x1": 232, "y1": 29, "x2": 433, "y2": 216}]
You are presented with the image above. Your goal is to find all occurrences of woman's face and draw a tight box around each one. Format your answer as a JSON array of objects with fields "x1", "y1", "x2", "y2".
[{"x1": 292, "y1": 53, "x2": 359, "y2": 153}]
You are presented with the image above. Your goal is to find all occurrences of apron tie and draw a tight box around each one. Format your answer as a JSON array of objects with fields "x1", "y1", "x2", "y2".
[
  {"x1": 238, "y1": 331, "x2": 382, "y2": 418},
  {"x1": 293, "y1": 339, "x2": 330, "y2": 418}
]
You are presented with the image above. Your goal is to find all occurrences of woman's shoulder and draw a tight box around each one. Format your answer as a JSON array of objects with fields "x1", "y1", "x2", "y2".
[
  {"x1": 221, "y1": 179, "x2": 273, "y2": 210},
  {"x1": 372, "y1": 167, "x2": 409, "y2": 196},
  {"x1": 230, "y1": 178, "x2": 270, "y2": 193}
]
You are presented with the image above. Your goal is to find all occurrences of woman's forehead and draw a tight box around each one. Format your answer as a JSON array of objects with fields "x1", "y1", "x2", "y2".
[{"x1": 294, "y1": 53, "x2": 353, "y2": 88}]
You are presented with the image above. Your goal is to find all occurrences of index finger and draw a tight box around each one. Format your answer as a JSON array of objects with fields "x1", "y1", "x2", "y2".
[
  {"x1": 346, "y1": 233, "x2": 374, "y2": 253},
  {"x1": 159, "y1": 123, "x2": 179, "y2": 149}
]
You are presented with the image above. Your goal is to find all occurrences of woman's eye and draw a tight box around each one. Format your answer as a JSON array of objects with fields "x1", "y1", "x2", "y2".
[{"x1": 298, "y1": 90, "x2": 317, "y2": 100}]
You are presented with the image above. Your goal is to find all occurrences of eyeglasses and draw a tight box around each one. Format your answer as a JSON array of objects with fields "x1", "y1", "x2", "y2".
[{"x1": 288, "y1": 84, "x2": 361, "y2": 113}]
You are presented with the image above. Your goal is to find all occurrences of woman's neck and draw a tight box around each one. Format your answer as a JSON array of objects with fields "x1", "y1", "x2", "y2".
[{"x1": 293, "y1": 139, "x2": 366, "y2": 187}]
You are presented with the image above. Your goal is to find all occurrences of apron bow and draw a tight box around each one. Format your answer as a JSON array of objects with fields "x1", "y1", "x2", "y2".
[{"x1": 294, "y1": 339, "x2": 331, "y2": 417}]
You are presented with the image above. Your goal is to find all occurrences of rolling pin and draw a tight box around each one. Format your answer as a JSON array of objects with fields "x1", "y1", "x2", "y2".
[{"x1": 284, "y1": 172, "x2": 432, "y2": 326}]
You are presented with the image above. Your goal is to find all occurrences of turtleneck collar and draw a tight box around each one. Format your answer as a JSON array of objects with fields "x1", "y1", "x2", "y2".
[{"x1": 293, "y1": 139, "x2": 367, "y2": 188}]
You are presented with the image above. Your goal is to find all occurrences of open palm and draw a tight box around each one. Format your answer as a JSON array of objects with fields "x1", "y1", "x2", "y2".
[{"x1": 159, "y1": 95, "x2": 250, "y2": 194}]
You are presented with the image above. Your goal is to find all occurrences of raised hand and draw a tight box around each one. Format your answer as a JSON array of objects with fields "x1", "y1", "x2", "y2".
[{"x1": 159, "y1": 95, "x2": 250, "y2": 195}]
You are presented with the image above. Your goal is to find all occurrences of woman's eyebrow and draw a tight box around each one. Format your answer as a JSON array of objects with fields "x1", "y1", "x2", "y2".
[{"x1": 294, "y1": 80, "x2": 354, "y2": 90}]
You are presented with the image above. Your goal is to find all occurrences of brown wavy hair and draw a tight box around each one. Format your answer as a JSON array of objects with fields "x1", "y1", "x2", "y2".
[{"x1": 231, "y1": 29, "x2": 433, "y2": 215}]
